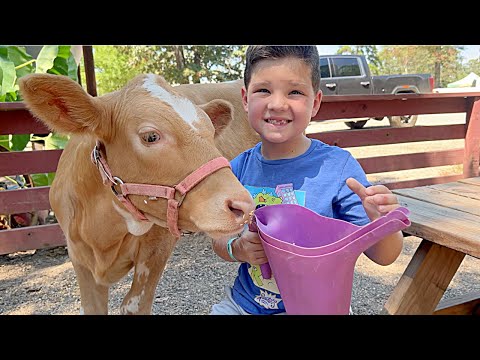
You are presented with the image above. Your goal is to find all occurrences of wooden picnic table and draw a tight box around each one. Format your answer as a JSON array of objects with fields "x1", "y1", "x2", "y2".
[{"x1": 382, "y1": 177, "x2": 480, "y2": 315}]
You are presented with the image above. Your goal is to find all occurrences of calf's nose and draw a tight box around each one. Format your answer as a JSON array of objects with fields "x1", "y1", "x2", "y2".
[{"x1": 226, "y1": 198, "x2": 255, "y2": 225}]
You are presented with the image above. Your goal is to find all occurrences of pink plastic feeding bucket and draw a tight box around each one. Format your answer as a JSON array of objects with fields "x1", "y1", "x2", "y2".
[{"x1": 249, "y1": 204, "x2": 410, "y2": 315}]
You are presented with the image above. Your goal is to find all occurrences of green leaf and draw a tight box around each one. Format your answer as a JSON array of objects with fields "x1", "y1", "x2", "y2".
[
  {"x1": 30, "y1": 172, "x2": 56, "y2": 187},
  {"x1": 5, "y1": 90, "x2": 17, "y2": 101},
  {"x1": 48, "y1": 172, "x2": 56, "y2": 185},
  {"x1": 56, "y1": 46, "x2": 71, "y2": 59},
  {"x1": 67, "y1": 56, "x2": 79, "y2": 82},
  {"x1": 44, "y1": 133, "x2": 69, "y2": 150},
  {"x1": 36, "y1": 46, "x2": 59, "y2": 73},
  {"x1": 11, "y1": 134, "x2": 30, "y2": 151},
  {"x1": 0, "y1": 134, "x2": 11, "y2": 150},
  {"x1": 48, "y1": 56, "x2": 68, "y2": 76},
  {"x1": 30, "y1": 173, "x2": 48, "y2": 186},
  {"x1": 0, "y1": 46, "x2": 9, "y2": 61},
  {"x1": 0, "y1": 59, "x2": 16, "y2": 96},
  {"x1": 8, "y1": 46, "x2": 34, "y2": 78}
]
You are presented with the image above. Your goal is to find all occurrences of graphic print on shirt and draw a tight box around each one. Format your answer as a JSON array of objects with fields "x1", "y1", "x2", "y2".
[{"x1": 244, "y1": 184, "x2": 306, "y2": 308}]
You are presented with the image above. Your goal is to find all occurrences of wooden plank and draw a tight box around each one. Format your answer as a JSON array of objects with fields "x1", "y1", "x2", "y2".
[
  {"x1": 0, "y1": 187, "x2": 51, "y2": 213},
  {"x1": 458, "y1": 177, "x2": 480, "y2": 186},
  {"x1": 0, "y1": 223, "x2": 66, "y2": 255},
  {"x1": 390, "y1": 194, "x2": 480, "y2": 258},
  {"x1": 434, "y1": 291, "x2": 480, "y2": 315},
  {"x1": 0, "y1": 102, "x2": 26, "y2": 110},
  {"x1": 359, "y1": 149, "x2": 464, "y2": 174},
  {"x1": 427, "y1": 181, "x2": 480, "y2": 201},
  {"x1": 0, "y1": 150, "x2": 62, "y2": 175},
  {"x1": 308, "y1": 124, "x2": 465, "y2": 148},
  {"x1": 393, "y1": 186, "x2": 480, "y2": 217},
  {"x1": 0, "y1": 109, "x2": 51, "y2": 135},
  {"x1": 321, "y1": 92, "x2": 480, "y2": 102},
  {"x1": 383, "y1": 241, "x2": 465, "y2": 314},
  {"x1": 314, "y1": 96, "x2": 469, "y2": 120},
  {"x1": 383, "y1": 174, "x2": 465, "y2": 190}
]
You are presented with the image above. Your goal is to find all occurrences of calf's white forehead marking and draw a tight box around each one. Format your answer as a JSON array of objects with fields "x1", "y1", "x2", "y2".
[{"x1": 143, "y1": 74, "x2": 200, "y2": 130}]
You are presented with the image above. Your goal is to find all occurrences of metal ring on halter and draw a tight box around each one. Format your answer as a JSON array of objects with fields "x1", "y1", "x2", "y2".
[{"x1": 110, "y1": 176, "x2": 125, "y2": 196}]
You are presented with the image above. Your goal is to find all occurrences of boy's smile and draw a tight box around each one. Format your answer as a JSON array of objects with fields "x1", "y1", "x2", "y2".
[{"x1": 264, "y1": 117, "x2": 292, "y2": 126}]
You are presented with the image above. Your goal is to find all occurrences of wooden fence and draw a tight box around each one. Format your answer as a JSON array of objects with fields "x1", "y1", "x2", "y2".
[{"x1": 1, "y1": 92, "x2": 479, "y2": 255}]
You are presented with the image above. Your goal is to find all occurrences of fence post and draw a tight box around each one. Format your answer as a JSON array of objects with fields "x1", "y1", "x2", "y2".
[{"x1": 463, "y1": 97, "x2": 480, "y2": 178}]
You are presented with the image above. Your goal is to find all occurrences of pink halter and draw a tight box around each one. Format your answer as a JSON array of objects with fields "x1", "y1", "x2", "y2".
[{"x1": 91, "y1": 141, "x2": 231, "y2": 238}]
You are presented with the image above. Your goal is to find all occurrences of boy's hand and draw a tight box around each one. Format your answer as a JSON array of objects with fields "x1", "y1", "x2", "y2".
[
  {"x1": 346, "y1": 177, "x2": 400, "y2": 221},
  {"x1": 235, "y1": 230, "x2": 269, "y2": 265}
]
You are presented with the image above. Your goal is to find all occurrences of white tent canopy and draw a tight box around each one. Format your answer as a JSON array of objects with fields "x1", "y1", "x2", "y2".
[{"x1": 447, "y1": 72, "x2": 480, "y2": 88}]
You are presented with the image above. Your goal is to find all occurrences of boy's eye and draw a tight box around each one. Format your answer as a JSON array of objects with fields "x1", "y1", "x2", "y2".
[
  {"x1": 290, "y1": 90, "x2": 303, "y2": 95},
  {"x1": 256, "y1": 88, "x2": 270, "y2": 93}
]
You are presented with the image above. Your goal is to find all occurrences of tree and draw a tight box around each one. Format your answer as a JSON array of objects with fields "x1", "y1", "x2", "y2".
[
  {"x1": 379, "y1": 45, "x2": 464, "y2": 88},
  {"x1": 93, "y1": 46, "x2": 139, "y2": 95},
  {"x1": 464, "y1": 59, "x2": 480, "y2": 77},
  {"x1": 93, "y1": 45, "x2": 248, "y2": 94}
]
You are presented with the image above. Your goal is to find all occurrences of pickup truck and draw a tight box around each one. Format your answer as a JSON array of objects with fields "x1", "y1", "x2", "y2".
[{"x1": 320, "y1": 54, "x2": 434, "y2": 129}]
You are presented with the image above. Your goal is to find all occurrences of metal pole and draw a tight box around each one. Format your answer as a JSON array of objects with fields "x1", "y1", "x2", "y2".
[{"x1": 82, "y1": 46, "x2": 97, "y2": 97}]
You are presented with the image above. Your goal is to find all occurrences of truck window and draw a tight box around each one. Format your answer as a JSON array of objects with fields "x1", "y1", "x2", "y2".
[
  {"x1": 320, "y1": 57, "x2": 331, "y2": 78},
  {"x1": 331, "y1": 57, "x2": 362, "y2": 77}
]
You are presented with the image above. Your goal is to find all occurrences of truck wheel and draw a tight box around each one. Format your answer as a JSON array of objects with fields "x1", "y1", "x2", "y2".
[
  {"x1": 388, "y1": 115, "x2": 418, "y2": 127},
  {"x1": 345, "y1": 120, "x2": 368, "y2": 129}
]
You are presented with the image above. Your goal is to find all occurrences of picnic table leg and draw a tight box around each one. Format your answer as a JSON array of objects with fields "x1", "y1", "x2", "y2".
[{"x1": 382, "y1": 239, "x2": 465, "y2": 315}]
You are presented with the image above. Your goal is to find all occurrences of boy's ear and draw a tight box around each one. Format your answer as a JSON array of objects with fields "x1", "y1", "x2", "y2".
[
  {"x1": 312, "y1": 90, "x2": 323, "y2": 117},
  {"x1": 241, "y1": 86, "x2": 248, "y2": 112}
]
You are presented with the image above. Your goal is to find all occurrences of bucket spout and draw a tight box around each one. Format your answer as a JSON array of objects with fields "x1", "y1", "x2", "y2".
[{"x1": 253, "y1": 204, "x2": 409, "y2": 256}]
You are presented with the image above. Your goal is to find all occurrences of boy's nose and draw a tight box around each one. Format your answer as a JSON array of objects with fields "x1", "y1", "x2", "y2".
[{"x1": 268, "y1": 95, "x2": 288, "y2": 111}]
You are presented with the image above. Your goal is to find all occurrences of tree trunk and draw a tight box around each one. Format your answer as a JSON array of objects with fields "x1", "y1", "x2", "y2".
[{"x1": 434, "y1": 61, "x2": 441, "y2": 88}]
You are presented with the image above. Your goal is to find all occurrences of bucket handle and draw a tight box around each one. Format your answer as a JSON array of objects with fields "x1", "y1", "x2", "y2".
[{"x1": 249, "y1": 215, "x2": 273, "y2": 279}]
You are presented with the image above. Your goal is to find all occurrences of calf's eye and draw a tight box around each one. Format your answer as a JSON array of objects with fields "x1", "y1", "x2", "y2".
[{"x1": 141, "y1": 131, "x2": 161, "y2": 144}]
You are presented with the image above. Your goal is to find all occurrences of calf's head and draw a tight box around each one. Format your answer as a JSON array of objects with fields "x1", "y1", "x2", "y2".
[{"x1": 19, "y1": 73, "x2": 254, "y2": 239}]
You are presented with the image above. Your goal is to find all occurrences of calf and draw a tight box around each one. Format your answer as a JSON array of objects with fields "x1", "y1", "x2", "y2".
[{"x1": 19, "y1": 73, "x2": 256, "y2": 314}]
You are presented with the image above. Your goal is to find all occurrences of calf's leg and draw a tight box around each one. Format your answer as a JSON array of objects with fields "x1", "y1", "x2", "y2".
[
  {"x1": 120, "y1": 228, "x2": 177, "y2": 315},
  {"x1": 73, "y1": 261, "x2": 109, "y2": 315}
]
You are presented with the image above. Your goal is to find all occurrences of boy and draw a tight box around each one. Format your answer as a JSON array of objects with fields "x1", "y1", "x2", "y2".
[{"x1": 211, "y1": 46, "x2": 403, "y2": 315}]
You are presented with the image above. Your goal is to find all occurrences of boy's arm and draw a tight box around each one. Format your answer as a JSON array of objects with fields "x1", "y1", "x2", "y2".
[
  {"x1": 212, "y1": 236, "x2": 238, "y2": 262},
  {"x1": 363, "y1": 230, "x2": 404, "y2": 266},
  {"x1": 346, "y1": 177, "x2": 404, "y2": 266}
]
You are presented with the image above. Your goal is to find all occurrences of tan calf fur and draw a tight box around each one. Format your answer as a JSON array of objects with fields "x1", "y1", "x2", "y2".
[
  {"x1": 19, "y1": 74, "x2": 257, "y2": 314},
  {"x1": 175, "y1": 79, "x2": 260, "y2": 160}
]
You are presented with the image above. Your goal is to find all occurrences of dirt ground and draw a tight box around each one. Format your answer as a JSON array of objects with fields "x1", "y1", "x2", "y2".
[{"x1": 1, "y1": 115, "x2": 478, "y2": 315}]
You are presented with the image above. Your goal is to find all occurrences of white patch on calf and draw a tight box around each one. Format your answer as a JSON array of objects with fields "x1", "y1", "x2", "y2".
[
  {"x1": 112, "y1": 201, "x2": 154, "y2": 236},
  {"x1": 143, "y1": 74, "x2": 200, "y2": 130},
  {"x1": 136, "y1": 262, "x2": 150, "y2": 282},
  {"x1": 121, "y1": 290, "x2": 145, "y2": 314}
]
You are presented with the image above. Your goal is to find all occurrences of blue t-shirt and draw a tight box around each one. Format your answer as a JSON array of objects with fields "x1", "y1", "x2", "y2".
[{"x1": 230, "y1": 139, "x2": 371, "y2": 315}]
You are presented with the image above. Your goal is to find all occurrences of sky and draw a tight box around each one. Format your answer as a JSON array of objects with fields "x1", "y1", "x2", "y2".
[{"x1": 316, "y1": 45, "x2": 480, "y2": 62}]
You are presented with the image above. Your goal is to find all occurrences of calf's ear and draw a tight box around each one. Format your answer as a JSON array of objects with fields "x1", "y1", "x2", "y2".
[
  {"x1": 199, "y1": 99, "x2": 234, "y2": 136},
  {"x1": 18, "y1": 73, "x2": 107, "y2": 138}
]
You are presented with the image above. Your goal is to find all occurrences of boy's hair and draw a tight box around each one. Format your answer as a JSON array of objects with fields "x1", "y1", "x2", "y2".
[{"x1": 244, "y1": 46, "x2": 321, "y2": 92}]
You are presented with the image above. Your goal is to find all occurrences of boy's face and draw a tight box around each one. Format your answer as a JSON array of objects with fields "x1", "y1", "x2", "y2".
[{"x1": 241, "y1": 57, "x2": 322, "y2": 145}]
